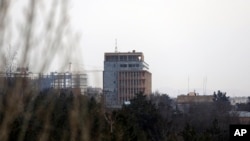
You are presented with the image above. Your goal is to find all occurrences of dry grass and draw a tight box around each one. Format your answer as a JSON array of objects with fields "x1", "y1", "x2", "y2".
[{"x1": 0, "y1": 0, "x2": 97, "y2": 141}]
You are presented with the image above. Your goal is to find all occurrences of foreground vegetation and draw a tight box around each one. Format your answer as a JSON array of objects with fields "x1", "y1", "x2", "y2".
[{"x1": 0, "y1": 84, "x2": 248, "y2": 141}]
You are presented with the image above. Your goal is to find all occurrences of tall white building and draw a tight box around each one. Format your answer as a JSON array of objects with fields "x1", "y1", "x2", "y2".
[{"x1": 103, "y1": 50, "x2": 151, "y2": 108}]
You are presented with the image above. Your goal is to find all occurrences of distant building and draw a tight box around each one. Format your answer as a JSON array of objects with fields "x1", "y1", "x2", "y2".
[
  {"x1": 103, "y1": 50, "x2": 152, "y2": 108},
  {"x1": 230, "y1": 97, "x2": 249, "y2": 105},
  {"x1": 177, "y1": 95, "x2": 214, "y2": 104},
  {"x1": 1, "y1": 67, "x2": 31, "y2": 78},
  {"x1": 86, "y1": 87, "x2": 103, "y2": 102},
  {"x1": 38, "y1": 72, "x2": 88, "y2": 95},
  {"x1": 176, "y1": 92, "x2": 214, "y2": 113},
  {"x1": 0, "y1": 68, "x2": 88, "y2": 95},
  {"x1": 15, "y1": 67, "x2": 30, "y2": 77},
  {"x1": 0, "y1": 67, "x2": 33, "y2": 90},
  {"x1": 230, "y1": 111, "x2": 250, "y2": 124},
  {"x1": 86, "y1": 87, "x2": 102, "y2": 95}
]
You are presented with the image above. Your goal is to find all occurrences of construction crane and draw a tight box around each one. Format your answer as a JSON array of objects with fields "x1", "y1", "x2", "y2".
[
  {"x1": 68, "y1": 62, "x2": 103, "y2": 73},
  {"x1": 83, "y1": 70, "x2": 103, "y2": 73}
]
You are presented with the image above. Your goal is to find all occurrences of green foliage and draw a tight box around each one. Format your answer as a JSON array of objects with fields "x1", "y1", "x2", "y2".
[
  {"x1": 0, "y1": 90, "x2": 237, "y2": 141},
  {"x1": 181, "y1": 123, "x2": 197, "y2": 141},
  {"x1": 114, "y1": 92, "x2": 165, "y2": 141},
  {"x1": 213, "y1": 90, "x2": 229, "y2": 102},
  {"x1": 213, "y1": 90, "x2": 232, "y2": 114},
  {"x1": 0, "y1": 89, "x2": 107, "y2": 141}
]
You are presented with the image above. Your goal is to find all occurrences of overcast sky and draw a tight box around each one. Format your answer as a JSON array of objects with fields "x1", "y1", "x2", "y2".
[{"x1": 69, "y1": 0, "x2": 250, "y2": 96}]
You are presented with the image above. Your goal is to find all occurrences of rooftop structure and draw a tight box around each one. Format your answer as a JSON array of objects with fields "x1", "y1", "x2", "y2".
[{"x1": 177, "y1": 95, "x2": 214, "y2": 104}]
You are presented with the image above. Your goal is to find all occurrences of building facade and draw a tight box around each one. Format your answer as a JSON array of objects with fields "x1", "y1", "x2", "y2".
[
  {"x1": 38, "y1": 72, "x2": 88, "y2": 95},
  {"x1": 176, "y1": 94, "x2": 214, "y2": 113},
  {"x1": 103, "y1": 50, "x2": 151, "y2": 108},
  {"x1": 230, "y1": 97, "x2": 249, "y2": 105}
]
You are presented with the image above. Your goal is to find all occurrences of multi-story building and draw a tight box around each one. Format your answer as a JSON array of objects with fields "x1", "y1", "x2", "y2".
[
  {"x1": 0, "y1": 66, "x2": 88, "y2": 95},
  {"x1": 103, "y1": 50, "x2": 152, "y2": 108},
  {"x1": 38, "y1": 72, "x2": 88, "y2": 95}
]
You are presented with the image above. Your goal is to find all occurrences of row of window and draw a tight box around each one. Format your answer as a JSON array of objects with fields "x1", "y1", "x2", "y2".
[
  {"x1": 105, "y1": 55, "x2": 142, "y2": 62},
  {"x1": 118, "y1": 79, "x2": 145, "y2": 86},
  {"x1": 120, "y1": 64, "x2": 140, "y2": 68},
  {"x1": 118, "y1": 72, "x2": 145, "y2": 77},
  {"x1": 119, "y1": 88, "x2": 145, "y2": 93},
  {"x1": 118, "y1": 88, "x2": 145, "y2": 102},
  {"x1": 113, "y1": 79, "x2": 145, "y2": 84}
]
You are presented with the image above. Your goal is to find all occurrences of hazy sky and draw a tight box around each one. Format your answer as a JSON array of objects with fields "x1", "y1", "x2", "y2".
[{"x1": 70, "y1": 0, "x2": 250, "y2": 96}]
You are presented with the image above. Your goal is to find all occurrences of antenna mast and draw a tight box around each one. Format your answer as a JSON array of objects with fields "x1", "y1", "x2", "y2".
[
  {"x1": 203, "y1": 76, "x2": 207, "y2": 95},
  {"x1": 205, "y1": 76, "x2": 207, "y2": 95},
  {"x1": 115, "y1": 38, "x2": 118, "y2": 52},
  {"x1": 69, "y1": 62, "x2": 72, "y2": 72},
  {"x1": 188, "y1": 75, "x2": 189, "y2": 94}
]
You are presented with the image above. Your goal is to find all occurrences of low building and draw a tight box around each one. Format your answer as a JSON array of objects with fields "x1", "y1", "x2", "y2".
[
  {"x1": 0, "y1": 67, "x2": 34, "y2": 91},
  {"x1": 176, "y1": 92, "x2": 214, "y2": 113},
  {"x1": 230, "y1": 97, "x2": 249, "y2": 105},
  {"x1": 230, "y1": 111, "x2": 250, "y2": 124},
  {"x1": 238, "y1": 111, "x2": 250, "y2": 124},
  {"x1": 86, "y1": 87, "x2": 103, "y2": 102},
  {"x1": 177, "y1": 95, "x2": 214, "y2": 104},
  {"x1": 86, "y1": 87, "x2": 102, "y2": 95}
]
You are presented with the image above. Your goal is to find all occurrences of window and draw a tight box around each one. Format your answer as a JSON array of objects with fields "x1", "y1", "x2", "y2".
[
  {"x1": 112, "y1": 56, "x2": 118, "y2": 61},
  {"x1": 120, "y1": 55, "x2": 127, "y2": 61},
  {"x1": 105, "y1": 56, "x2": 111, "y2": 61},
  {"x1": 120, "y1": 64, "x2": 127, "y2": 67},
  {"x1": 129, "y1": 64, "x2": 138, "y2": 67},
  {"x1": 128, "y1": 55, "x2": 137, "y2": 61},
  {"x1": 106, "y1": 55, "x2": 118, "y2": 61}
]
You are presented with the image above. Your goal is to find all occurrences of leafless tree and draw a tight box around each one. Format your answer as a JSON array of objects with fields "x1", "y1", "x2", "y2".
[
  {"x1": 1, "y1": 0, "x2": 80, "y2": 73},
  {"x1": 0, "y1": 0, "x2": 81, "y2": 141},
  {"x1": 2, "y1": 44, "x2": 18, "y2": 77}
]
